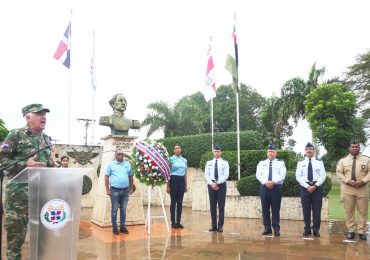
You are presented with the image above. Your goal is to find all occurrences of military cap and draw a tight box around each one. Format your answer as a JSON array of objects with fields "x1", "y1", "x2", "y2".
[
  {"x1": 213, "y1": 144, "x2": 221, "y2": 151},
  {"x1": 305, "y1": 142, "x2": 315, "y2": 149},
  {"x1": 267, "y1": 144, "x2": 276, "y2": 150},
  {"x1": 22, "y1": 103, "x2": 50, "y2": 116}
]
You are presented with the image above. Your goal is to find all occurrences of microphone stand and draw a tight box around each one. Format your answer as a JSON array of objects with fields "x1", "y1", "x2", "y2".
[{"x1": 0, "y1": 144, "x2": 51, "y2": 260}]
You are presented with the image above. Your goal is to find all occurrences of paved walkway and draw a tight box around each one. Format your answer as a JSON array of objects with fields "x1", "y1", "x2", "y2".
[{"x1": 2, "y1": 207, "x2": 370, "y2": 259}]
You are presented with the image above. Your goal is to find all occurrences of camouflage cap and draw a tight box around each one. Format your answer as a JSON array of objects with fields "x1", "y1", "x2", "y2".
[{"x1": 22, "y1": 103, "x2": 50, "y2": 116}]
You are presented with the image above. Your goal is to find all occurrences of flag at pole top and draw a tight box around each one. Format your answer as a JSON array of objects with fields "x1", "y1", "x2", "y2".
[
  {"x1": 53, "y1": 22, "x2": 71, "y2": 69},
  {"x1": 225, "y1": 19, "x2": 239, "y2": 91},
  {"x1": 203, "y1": 44, "x2": 217, "y2": 102}
]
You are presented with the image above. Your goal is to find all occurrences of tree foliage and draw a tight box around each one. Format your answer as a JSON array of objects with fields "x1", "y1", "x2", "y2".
[
  {"x1": 260, "y1": 96, "x2": 292, "y2": 147},
  {"x1": 278, "y1": 63, "x2": 326, "y2": 126},
  {"x1": 305, "y1": 83, "x2": 365, "y2": 165},
  {"x1": 142, "y1": 83, "x2": 267, "y2": 138},
  {"x1": 346, "y1": 49, "x2": 370, "y2": 120},
  {"x1": 0, "y1": 118, "x2": 9, "y2": 141}
]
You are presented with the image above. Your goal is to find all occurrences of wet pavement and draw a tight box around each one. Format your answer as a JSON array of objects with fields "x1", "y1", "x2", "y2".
[{"x1": 2, "y1": 207, "x2": 370, "y2": 259}]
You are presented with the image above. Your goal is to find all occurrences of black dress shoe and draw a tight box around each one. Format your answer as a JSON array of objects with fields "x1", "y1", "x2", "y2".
[
  {"x1": 303, "y1": 231, "x2": 312, "y2": 236},
  {"x1": 359, "y1": 234, "x2": 367, "y2": 241},
  {"x1": 274, "y1": 231, "x2": 280, "y2": 236},
  {"x1": 209, "y1": 226, "x2": 217, "y2": 232},
  {"x1": 347, "y1": 232, "x2": 355, "y2": 239},
  {"x1": 217, "y1": 227, "x2": 223, "y2": 232},
  {"x1": 120, "y1": 226, "x2": 129, "y2": 234},
  {"x1": 177, "y1": 223, "x2": 184, "y2": 229},
  {"x1": 262, "y1": 229, "x2": 272, "y2": 235},
  {"x1": 313, "y1": 231, "x2": 320, "y2": 237},
  {"x1": 171, "y1": 223, "x2": 178, "y2": 229},
  {"x1": 112, "y1": 227, "x2": 119, "y2": 235}
]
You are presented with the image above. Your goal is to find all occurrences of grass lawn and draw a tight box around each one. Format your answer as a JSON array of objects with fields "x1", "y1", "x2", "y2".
[{"x1": 328, "y1": 183, "x2": 370, "y2": 221}]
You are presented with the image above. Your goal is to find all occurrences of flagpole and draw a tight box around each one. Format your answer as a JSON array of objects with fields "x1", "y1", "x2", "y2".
[
  {"x1": 233, "y1": 13, "x2": 241, "y2": 180},
  {"x1": 91, "y1": 30, "x2": 96, "y2": 144},
  {"x1": 236, "y1": 84, "x2": 240, "y2": 180},
  {"x1": 68, "y1": 9, "x2": 73, "y2": 146},
  {"x1": 211, "y1": 99, "x2": 214, "y2": 151}
]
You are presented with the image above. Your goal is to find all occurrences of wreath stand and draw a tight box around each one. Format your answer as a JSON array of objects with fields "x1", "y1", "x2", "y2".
[{"x1": 145, "y1": 185, "x2": 170, "y2": 235}]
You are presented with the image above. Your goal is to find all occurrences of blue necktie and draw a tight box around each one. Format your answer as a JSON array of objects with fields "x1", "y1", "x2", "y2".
[
  {"x1": 268, "y1": 161, "x2": 272, "y2": 181},
  {"x1": 308, "y1": 159, "x2": 313, "y2": 182},
  {"x1": 214, "y1": 159, "x2": 218, "y2": 180}
]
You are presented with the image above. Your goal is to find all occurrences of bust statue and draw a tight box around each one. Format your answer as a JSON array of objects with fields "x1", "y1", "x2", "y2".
[{"x1": 99, "y1": 93, "x2": 140, "y2": 135}]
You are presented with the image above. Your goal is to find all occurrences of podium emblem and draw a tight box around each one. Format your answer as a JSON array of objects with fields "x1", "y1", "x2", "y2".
[{"x1": 40, "y1": 199, "x2": 71, "y2": 230}]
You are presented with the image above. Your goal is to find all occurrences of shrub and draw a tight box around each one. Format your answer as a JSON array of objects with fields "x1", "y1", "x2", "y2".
[
  {"x1": 199, "y1": 150, "x2": 295, "y2": 180},
  {"x1": 236, "y1": 171, "x2": 332, "y2": 197},
  {"x1": 159, "y1": 130, "x2": 263, "y2": 167}
]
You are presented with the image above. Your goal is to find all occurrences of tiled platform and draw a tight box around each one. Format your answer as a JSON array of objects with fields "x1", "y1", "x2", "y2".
[{"x1": 2, "y1": 207, "x2": 370, "y2": 259}]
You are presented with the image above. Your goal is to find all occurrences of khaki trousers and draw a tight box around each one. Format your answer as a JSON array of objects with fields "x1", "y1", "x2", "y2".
[{"x1": 342, "y1": 184, "x2": 369, "y2": 234}]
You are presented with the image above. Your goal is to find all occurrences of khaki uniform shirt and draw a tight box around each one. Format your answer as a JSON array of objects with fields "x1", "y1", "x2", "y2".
[{"x1": 336, "y1": 153, "x2": 370, "y2": 190}]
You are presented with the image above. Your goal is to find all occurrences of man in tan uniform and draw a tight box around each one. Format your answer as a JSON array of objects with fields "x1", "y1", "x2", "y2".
[{"x1": 336, "y1": 140, "x2": 370, "y2": 241}]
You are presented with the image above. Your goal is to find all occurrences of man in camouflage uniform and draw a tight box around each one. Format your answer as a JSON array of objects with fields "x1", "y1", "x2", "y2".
[{"x1": 0, "y1": 104, "x2": 54, "y2": 260}]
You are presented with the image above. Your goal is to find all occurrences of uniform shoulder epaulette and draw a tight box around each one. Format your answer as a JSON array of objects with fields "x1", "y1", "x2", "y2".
[
  {"x1": 362, "y1": 154, "x2": 370, "y2": 158},
  {"x1": 299, "y1": 159, "x2": 305, "y2": 162},
  {"x1": 316, "y1": 158, "x2": 321, "y2": 161}
]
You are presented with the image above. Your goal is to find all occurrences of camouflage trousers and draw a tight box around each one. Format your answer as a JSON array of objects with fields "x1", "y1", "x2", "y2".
[{"x1": 5, "y1": 183, "x2": 28, "y2": 260}]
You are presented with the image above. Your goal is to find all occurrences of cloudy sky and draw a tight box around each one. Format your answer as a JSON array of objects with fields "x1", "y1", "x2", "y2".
[{"x1": 0, "y1": 0, "x2": 369, "y2": 152}]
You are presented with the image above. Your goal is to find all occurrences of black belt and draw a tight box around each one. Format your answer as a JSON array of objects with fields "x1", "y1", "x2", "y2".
[
  {"x1": 110, "y1": 186, "x2": 129, "y2": 190},
  {"x1": 306, "y1": 181, "x2": 317, "y2": 186}
]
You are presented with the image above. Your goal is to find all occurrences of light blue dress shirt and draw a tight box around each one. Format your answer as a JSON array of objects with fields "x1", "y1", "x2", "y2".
[
  {"x1": 170, "y1": 155, "x2": 187, "y2": 176},
  {"x1": 296, "y1": 157, "x2": 326, "y2": 188},
  {"x1": 205, "y1": 158, "x2": 229, "y2": 185},
  {"x1": 105, "y1": 159, "x2": 133, "y2": 188},
  {"x1": 256, "y1": 158, "x2": 286, "y2": 185}
]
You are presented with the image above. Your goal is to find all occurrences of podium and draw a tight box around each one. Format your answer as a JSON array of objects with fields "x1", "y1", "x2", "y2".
[{"x1": 8, "y1": 167, "x2": 93, "y2": 260}]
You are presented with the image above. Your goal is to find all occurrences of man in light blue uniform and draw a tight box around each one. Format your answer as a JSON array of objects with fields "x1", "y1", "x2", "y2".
[
  {"x1": 296, "y1": 142, "x2": 326, "y2": 237},
  {"x1": 256, "y1": 144, "x2": 286, "y2": 236},
  {"x1": 105, "y1": 149, "x2": 134, "y2": 235},
  {"x1": 205, "y1": 145, "x2": 229, "y2": 232}
]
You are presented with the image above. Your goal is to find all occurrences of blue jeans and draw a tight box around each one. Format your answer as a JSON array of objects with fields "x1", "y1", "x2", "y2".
[{"x1": 110, "y1": 187, "x2": 130, "y2": 229}]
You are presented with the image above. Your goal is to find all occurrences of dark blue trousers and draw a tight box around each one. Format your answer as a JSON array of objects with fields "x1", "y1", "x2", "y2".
[
  {"x1": 259, "y1": 184, "x2": 282, "y2": 232},
  {"x1": 170, "y1": 175, "x2": 186, "y2": 224},
  {"x1": 300, "y1": 186, "x2": 323, "y2": 232},
  {"x1": 208, "y1": 183, "x2": 227, "y2": 228}
]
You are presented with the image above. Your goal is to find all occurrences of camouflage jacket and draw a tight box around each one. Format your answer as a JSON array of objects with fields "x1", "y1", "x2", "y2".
[{"x1": 0, "y1": 125, "x2": 53, "y2": 179}]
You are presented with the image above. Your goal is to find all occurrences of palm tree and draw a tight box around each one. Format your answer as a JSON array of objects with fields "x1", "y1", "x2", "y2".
[
  {"x1": 141, "y1": 101, "x2": 178, "y2": 138},
  {"x1": 276, "y1": 63, "x2": 325, "y2": 149},
  {"x1": 278, "y1": 63, "x2": 326, "y2": 126}
]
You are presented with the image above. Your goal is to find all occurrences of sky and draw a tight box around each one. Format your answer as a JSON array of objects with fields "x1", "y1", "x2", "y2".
[{"x1": 1, "y1": 0, "x2": 370, "y2": 153}]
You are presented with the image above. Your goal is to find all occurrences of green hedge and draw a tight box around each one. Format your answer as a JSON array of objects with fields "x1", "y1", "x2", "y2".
[
  {"x1": 159, "y1": 130, "x2": 263, "y2": 167},
  {"x1": 199, "y1": 150, "x2": 295, "y2": 180},
  {"x1": 236, "y1": 171, "x2": 332, "y2": 197}
]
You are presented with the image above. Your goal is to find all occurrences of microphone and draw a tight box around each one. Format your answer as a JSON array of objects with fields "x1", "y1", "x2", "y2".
[{"x1": 44, "y1": 135, "x2": 53, "y2": 148}]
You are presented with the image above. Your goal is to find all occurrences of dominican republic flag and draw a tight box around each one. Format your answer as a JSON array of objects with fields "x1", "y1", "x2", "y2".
[
  {"x1": 225, "y1": 24, "x2": 239, "y2": 91},
  {"x1": 53, "y1": 22, "x2": 71, "y2": 68},
  {"x1": 203, "y1": 47, "x2": 216, "y2": 102}
]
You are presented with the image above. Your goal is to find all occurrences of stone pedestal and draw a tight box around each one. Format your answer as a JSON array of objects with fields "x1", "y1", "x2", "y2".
[{"x1": 91, "y1": 135, "x2": 145, "y2": 226}]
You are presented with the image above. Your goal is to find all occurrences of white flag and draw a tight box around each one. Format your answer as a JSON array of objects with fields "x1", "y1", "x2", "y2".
[{"x1": 203, "y1": 48, "x2": 217, "y2": 102}]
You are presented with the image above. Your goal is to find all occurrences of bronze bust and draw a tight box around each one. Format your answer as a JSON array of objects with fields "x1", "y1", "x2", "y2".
[{"x1": 99, "y1": 94, "x2": 140, "y2": 135}]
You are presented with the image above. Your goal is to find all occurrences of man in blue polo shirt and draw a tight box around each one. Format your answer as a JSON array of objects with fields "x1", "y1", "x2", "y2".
[{"x1": 105, "y1": 149, "x2": 134, "y2": 235}]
